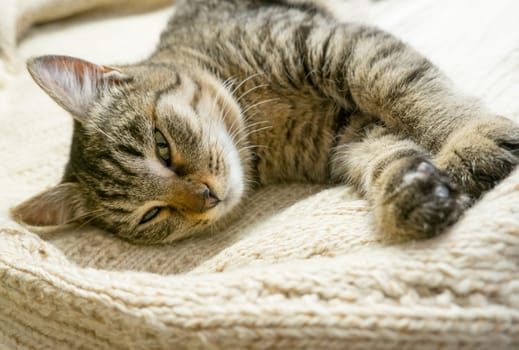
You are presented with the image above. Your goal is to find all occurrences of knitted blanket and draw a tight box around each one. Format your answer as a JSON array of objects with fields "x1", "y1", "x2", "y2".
[{"x1": 0, "y1": 0, "x2": 518, "y2": 349}]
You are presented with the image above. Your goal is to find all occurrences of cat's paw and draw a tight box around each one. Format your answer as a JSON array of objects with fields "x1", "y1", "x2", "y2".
[
  {"x1": 374, "y1": 158, "x2": 468, "y2": 241},
  {"x1": 435, "y1": 116, "x2": 519, "y2": 198}
]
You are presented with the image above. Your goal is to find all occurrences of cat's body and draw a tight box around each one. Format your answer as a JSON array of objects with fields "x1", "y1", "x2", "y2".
[
  {"x1": 12, "y1": 0, "x2": 519, "y2": 244},
  {"x1": 154, "y1": 0, "x2": 349, "y2": 186}
]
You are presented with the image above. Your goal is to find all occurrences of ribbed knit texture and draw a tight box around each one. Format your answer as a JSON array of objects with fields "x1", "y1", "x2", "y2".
[{"x1": 0, "y1": 0, "x2": 518, "y2": 349}]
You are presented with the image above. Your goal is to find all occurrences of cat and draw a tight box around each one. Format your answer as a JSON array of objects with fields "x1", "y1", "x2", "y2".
[{"x1": 11, "y1": 0, "x2": 519, "y2": 244}]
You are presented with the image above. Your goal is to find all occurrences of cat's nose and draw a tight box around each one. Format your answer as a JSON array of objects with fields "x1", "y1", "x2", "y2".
[
  {"x1": 166, "y1": 179, "x2": 221, "y2": 213},
  {"x1": 201, "y1": 186, "x2": 220, "y2": 212}
]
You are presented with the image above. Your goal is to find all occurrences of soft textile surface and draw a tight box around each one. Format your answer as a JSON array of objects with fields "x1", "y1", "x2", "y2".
[{"x1": 1, "y1": 0, "x2": 518, "y2": 349}]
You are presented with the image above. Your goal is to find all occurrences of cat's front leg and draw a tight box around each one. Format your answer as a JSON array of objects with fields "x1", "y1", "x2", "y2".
[
  {"x1": 317, "y1": 23, "x2": 519, "y2": 198},
  {"x1": 331, "y1": 121, "x2": 468, "y2": 241}
]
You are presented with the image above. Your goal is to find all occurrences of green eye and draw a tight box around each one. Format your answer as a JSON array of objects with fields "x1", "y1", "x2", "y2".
[
  {"x1": 154, "y1": 129, "x2": 171, "y2": 166},
  {"x1": 140, "y1": 207, "x2": 162, "y2": 224}
]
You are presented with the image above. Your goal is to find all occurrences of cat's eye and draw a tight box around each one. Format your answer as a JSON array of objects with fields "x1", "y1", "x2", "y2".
[
  {"x1": 140, "y1": 207, "x2": 162, "y2": 224},
  {"x1": 154, "y1": 129, "x2": 171, "y2": 166}
]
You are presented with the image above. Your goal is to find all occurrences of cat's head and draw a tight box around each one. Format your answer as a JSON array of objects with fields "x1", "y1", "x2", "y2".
[{"x1": 11, "y1": 55, "x2": 248, "y2": 244}]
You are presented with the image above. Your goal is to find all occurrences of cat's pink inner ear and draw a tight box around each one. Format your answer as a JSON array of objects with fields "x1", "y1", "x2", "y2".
[
  {"x1": 26, "y1": 55, "x2": 127, "y2": 120},
  {"x1": 10, "y1": 183, "x2": 83, "y2": 227}
]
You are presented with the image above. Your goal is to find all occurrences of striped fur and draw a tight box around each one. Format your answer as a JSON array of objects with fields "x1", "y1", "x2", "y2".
[{"x1": 12, "y1": 0, "x2": 519, "y2": 243}]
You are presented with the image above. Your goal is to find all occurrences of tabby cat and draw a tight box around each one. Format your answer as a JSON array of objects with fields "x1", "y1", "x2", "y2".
[{"x1": 12, "y1": 0, "x2": 519, "y2": 244}]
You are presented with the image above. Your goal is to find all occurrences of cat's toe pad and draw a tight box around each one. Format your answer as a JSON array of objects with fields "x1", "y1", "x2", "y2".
[{"x1": 377, "y1": 159, "x2": 468, "y2": 241}]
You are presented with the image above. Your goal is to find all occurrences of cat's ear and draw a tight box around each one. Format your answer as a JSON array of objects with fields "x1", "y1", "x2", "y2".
[
  {"x1": 11, "y1": 183, "x2": 85, "y2": 228},
  {"x1": 26, "y1": 55, "x2": 130, "y2": 121}
]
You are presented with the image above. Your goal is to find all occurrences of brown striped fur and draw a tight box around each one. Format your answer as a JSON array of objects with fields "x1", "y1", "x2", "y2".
[{"x1": 12, "y1": 0, "x2": 519, "y2": 243}]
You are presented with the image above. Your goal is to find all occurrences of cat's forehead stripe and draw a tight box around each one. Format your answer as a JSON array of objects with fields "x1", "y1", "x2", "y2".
[
  {"x1": 152, "y1": 72, "x2": 182, "y2": 103},
  {"x1": 158, "y1": 75, "x2": 198, "y2": 103},
  {"x1": 155, "y1": 79, "x2": 203, "y2": 133},
  {"x1": 97, "y1": 151, "x2": 138, "y2": 178},
  {"x1": 157, "y1": 94, "x2": 199, "y2": 122},
  {"x1": 190, "y1": 80, "x2": 202, "y2": 109}
]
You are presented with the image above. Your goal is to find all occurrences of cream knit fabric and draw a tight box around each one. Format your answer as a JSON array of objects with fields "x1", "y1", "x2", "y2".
[{"x1": 1, "y1": 0, "x2": 518, "y2": 349}]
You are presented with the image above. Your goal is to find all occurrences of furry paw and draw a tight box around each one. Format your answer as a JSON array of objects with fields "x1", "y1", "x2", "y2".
[
  {"x1": 375, "y1": 158, "x2": 468, "y2": 241},
  {"x1": 435, "y1": 116, "x2": 519, "y2": 198}
]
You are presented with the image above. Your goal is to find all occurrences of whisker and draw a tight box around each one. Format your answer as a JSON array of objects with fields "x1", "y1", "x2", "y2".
[
  {"x1": 234, "y1": 125, "x2": 273, "y2": 144},
  {"x1": 241, "y1": 98, "x2": 280, "y2": 115},
  {"x1": 235, "y1": 83, "x2": 271, "y2": 104},
  {"x1": 59, "y1": 208, "x2": 107, "y2": 230},
  {"x1": 229, "y1": 72, "x2": 264, "y2": 96},
  {"x1": 238, "y1": 144, "x2": 269, "y2": 152},
  {"x1": 243, "y1": 120, "x2": 270, "y2": 130}
]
